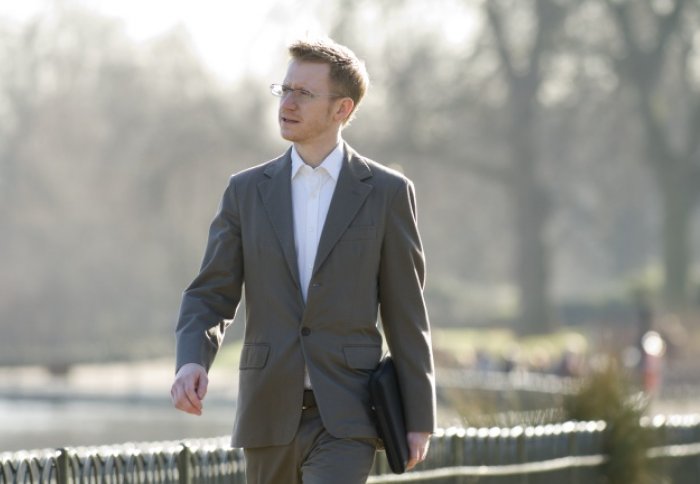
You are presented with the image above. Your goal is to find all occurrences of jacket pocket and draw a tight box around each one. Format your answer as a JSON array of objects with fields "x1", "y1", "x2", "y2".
[
  {"x1": 239, "y1": 343, "x2": 270, "y2": 370},
  {"x1": 343, "y1": 344, "x2": 382, "y2": 370}
]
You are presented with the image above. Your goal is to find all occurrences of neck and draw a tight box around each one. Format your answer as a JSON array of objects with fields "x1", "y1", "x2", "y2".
[{"x1": 294, "y1": 135, "x2": 342, "y2": 168}]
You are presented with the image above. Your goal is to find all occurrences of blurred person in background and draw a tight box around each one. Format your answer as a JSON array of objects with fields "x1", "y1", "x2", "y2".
[{"x1": 170, "y1": 37, "x2": 436, "y2": 484}]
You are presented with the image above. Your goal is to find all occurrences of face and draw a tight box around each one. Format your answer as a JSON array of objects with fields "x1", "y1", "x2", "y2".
[{"x1": 278, "y1": 60, "x2": 349, "y2": 148}]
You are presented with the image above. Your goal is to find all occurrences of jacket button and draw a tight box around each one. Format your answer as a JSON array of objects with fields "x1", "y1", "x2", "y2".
[{"x1": 301, "y1": 327, "x2": 311, "y2": 336}]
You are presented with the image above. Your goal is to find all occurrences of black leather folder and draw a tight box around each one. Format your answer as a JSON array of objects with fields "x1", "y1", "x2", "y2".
[{"x1": 369, "y1": 356, "x2": 409, "y2": 474}]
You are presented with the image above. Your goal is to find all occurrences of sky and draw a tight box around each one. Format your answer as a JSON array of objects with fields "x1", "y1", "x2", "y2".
[
  {"x1": 0, "y1": 0, "x2": 480, "y2": 82},
  {"x1": 0, "y1": 0, "x2": 337, "y2": 81}
]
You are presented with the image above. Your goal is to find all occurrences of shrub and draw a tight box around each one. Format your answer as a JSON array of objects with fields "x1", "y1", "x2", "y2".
[{"x1": 564, "y1": 358, "x2": 655, "y2": 484}]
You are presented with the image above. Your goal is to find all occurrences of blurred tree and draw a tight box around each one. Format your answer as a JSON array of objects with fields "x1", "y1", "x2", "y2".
[
  {"x1": 602, "y1": 0, "x2": 700, "y2": 310},
  {"x1": 0, "y1": 6, "x2": 273, "y2": 366},
  {"x1": 326, "y1": 0, "x2": 656, "y2": 330},
  {"x1": 535, "y1": 1, "x2": 660, "y2": 305},
  {"x1": 479, "y1": 0, "x2": 569, "y2": 334}
]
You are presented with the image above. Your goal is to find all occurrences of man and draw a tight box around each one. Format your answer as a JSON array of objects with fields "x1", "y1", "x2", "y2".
[{"x1": 171, "y1": 37, "x2": 436, "y2": 484}]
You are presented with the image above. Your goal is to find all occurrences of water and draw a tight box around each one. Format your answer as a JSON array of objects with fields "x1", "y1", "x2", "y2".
[
  {"x1": 0, "y1": 360, "x2": 239, "y2": 453},
  {"x1": 0, "y1": 397, "x2": 236, "y2": 452}
]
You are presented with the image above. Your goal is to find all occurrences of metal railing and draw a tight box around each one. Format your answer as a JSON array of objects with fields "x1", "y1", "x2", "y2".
[
  {"x1": 0, "y1": 438, "x2": 245, "y2": 484},
  {"x1": 2, "y1": 416, "x2": 699, "y2": 483}
]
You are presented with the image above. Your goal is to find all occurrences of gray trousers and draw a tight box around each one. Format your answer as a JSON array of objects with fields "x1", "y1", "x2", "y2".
[{"x1": 244, "y1": 395, "x2": 377, "y2": 484}]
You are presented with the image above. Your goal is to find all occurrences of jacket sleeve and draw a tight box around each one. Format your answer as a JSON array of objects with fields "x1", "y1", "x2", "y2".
[
  {"x1": 378, "y1": 178, "x2": 436, "y2": 433},
  {"x1": 175, "y1": 176, "x2": 243, "y2": 373}
]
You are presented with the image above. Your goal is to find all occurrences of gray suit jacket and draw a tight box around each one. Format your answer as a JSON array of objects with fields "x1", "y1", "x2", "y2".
[{"x1": 175, "y1": 143, "x2": 436, "y2": 448}]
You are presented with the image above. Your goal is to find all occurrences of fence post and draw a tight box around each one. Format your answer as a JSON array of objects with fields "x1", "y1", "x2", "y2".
[
  {"x1": 56, "y1": 448, "x2": 69, "y2": 484},
  {"x1": 178, "y1": 445, "x2": 192, "y2": 484}
]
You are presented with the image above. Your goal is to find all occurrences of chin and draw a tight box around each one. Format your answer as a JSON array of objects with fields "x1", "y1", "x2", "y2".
[{"x1": 280, "y1": 129, "x2": 299, "y2": 142}]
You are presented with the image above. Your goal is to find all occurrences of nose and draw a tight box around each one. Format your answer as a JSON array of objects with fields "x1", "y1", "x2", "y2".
[{"x1": 280, "y1": 91, "x2": 298, "y2": 109}]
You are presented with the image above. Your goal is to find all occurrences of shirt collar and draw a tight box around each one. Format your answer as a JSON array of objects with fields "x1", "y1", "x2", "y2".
[{"x1": 291, "y1": 143, "x2": 344, "y2": 181}]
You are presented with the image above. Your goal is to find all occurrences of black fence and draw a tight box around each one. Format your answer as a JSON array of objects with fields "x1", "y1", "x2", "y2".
[{"x1": 2, "y1": 415, "x2": 699, "y2": 483}]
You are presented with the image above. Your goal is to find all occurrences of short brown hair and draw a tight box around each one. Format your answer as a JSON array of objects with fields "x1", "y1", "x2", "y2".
[{"x1": 288, "y1": 37, "x2": 369, "y2": 123}]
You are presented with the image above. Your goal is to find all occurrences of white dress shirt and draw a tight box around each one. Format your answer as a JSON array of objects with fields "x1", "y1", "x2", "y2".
[{"x1": 291, "y1": 143, "x2": 343, "y2": 302}]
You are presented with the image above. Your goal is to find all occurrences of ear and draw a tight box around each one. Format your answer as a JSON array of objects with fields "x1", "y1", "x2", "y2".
[{"x1": 333, "y1": 97, "x2": 355, "y2": 123}]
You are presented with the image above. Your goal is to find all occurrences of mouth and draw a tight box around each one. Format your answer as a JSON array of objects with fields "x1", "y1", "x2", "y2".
[{"x1": 280, "y1": 116, "x2": 300, "y2": 125}]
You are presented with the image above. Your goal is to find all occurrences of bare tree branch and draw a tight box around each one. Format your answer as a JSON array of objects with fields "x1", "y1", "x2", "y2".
[
  {"x1": 528, "y1": 0, "x2": 564, "y2": 82},
  {"x1": 606, "y1": 0, "x2": 638, "y2": 59},
  {"x1": 486, "y1": 1, "x2": 517, "y2": 83},
  {"x1": 655, "y1": 0, "x2": 686, "y2": 60},
  {"x1": 685, "y1": 99, "x2": 700, "y2": 158}
]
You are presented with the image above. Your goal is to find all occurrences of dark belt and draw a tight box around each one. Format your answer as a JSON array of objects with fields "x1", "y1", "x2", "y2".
[{"x1": 302, "y1": 390, "x2": 316, "y2": 410}]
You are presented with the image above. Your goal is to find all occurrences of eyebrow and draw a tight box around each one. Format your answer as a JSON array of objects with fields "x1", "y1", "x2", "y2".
[{"x1": 284, "y1": 82, "x2": 312, "y2": 90}]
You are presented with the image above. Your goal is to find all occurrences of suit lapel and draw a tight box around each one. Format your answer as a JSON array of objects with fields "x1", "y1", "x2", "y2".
[
  {"x1": 257, "y1": 150, "x2": 301, "y2": 290},
  {"x1": 312, "y1": 145, "x2": 373, "y2": 276}
]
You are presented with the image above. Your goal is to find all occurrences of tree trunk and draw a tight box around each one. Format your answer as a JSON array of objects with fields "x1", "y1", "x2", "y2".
[
  {"x1": 509, "y1": 93, "x2": 553, "y2": 335},
  {"x1": 604, "y1": 0, "x2": 699, "y2": 311},
  {"x1": 513, "y1": 177, "x2": 552, "y2": 335},
  {"x1": 660, "y1": 174, "x2": 694, "y2": 309}
]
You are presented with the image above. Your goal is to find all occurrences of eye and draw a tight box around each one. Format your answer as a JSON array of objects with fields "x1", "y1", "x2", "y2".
[
  {"x1": 281, "y1": 85, "x2": 294, "y2": 95},
  {"x1": 298, "y1": 89, "x2": 313, "y2": 98}
]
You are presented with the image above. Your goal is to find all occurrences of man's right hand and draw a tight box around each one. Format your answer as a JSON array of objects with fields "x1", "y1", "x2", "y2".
[{"x1": 170, "y1": 363, "x2": 208, "y2": 416}]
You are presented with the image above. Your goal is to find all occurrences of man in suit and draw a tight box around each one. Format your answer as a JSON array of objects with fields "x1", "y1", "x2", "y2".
[{"x1": 171, "y1": 37, "x2": 436, "y2": 484}]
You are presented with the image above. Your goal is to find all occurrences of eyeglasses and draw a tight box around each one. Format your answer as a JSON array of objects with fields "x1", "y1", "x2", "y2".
[{"x1": 270, "y1": 83, "x2": 343, "y2": 102}]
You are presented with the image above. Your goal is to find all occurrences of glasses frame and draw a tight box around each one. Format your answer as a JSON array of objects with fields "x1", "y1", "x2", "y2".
[{"x1": 270, "y1": 83, "x2": 344, "y2": 102}]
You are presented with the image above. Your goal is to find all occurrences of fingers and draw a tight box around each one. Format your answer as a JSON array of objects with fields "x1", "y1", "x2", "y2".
[
  {"x1": 196, "y1": 373, "x2": 208, "y2": 400},
  {"x1": 406, "y1": 446, "x2": 425, "y2": 470},
  {"x1": 171, "y1": 381, "x2": 202, "y2": 415},
  {"x1": 406, "y1": 447, "x2": 421, "y2": 470},
  {"x1": 171, "y1": 363, "x2": 208, "y2": 416},
  {"x1": 406, "y1": 432, "x2": 431, "y2": 470}
]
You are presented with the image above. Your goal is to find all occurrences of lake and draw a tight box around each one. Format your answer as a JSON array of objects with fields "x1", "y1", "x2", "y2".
[
  {"x1": 0, "y1": 397, "x2": 237, "y2": 452},
  {"x1": 0, "y1": 360, "x2": 238, "y2": 453}
]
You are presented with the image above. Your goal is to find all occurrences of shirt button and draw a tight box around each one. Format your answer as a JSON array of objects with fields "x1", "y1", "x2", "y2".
[{"x1": 301, "y1": 327, "x2": 311, "y2": 336}]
